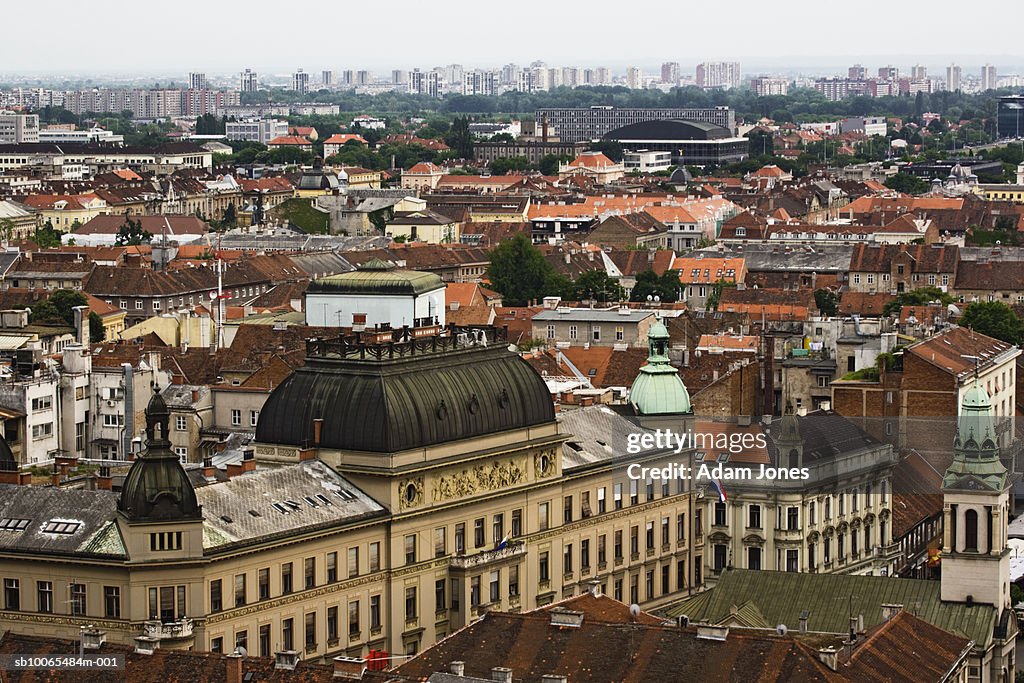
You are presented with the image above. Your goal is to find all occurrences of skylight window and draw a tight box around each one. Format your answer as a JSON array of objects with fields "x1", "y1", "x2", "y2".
[
  {"x1": 0, "y1": 518, "x2": 30, "y2": 532},
  {"x1": 41, "y1": 520, "x2": 80, "y2": 534}
]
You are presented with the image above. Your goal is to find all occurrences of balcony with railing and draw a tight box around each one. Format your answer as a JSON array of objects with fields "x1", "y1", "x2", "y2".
[
  {"x1": 449, "y1": 541, "x2": 526, "y2": 571},
  {"x1": 142, "y1": 617, "x2": 194, "y2": 642}
]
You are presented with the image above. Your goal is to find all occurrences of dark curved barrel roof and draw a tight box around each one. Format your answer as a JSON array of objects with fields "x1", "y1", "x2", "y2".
[
  {"x1": 605, "y1": 119, "x2": 733, "y2": 141},
  {"x1": 256, "y1": 344, "x2": 555, "y2": 453}
]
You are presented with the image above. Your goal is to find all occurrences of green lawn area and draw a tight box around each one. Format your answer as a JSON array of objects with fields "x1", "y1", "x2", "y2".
[{"x1": 269, "y1": 198, "x2": 330, "y2": 234}]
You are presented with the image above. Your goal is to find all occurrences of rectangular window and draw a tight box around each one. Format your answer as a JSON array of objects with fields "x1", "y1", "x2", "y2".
[
  {"x1": 326, "y1": 609, "x2": 338, "y2": 645},
  {"x1": 470, "y1": 576, "x2": 481, "y2": 606},
  {"x1": 539, "y1": 552, "x2": 550, "y2": 582},
  {"x1": 581, "y1": 539, "x2": 590, "y2": 570},
  {"x1": 629, "y1": 479, "x2": 638, "y2": 505},
  {"x1": 435, "y1": 527, "x2": 447, "y2": 557},
  {"x1": 489, "y1": 571, "x2": 500, "y2": 603},
  {"x1": 748, "y1": 547, "x2": 762, "y2": 570},
  {"x1": 563, "y1": 495, "x2": 573, "y2": 524},
  {"x1": 4, "y1": 578, "x2": 19, "y2": 611},
  {"x1": 787, "y1": 507, "x2": 799, "y2": 531},
  {"x1": 37, "y1": 581, "x2": 52, "y2": 613},
  {"x1": 714, "y1": 502, "x2": 727, "y2": 526},
  {"x1": 405, "y1": 587, "x2": 417, "y2": 620},
  {"x1": 282, "y1": 618, "x2": 294, "y2": 651},
  {"x1": 614, "y1": 530, "x2": 623, "y2": 562},
  {"x1": 748, "y1": 505, "x2": 761, "y2": 529},
  {"x1": 282, "y1": 563, "x2": 293, "y2": 594},
  {"x1": 677, "y1": 513, "x2": 686, "y2": 542},
  {"x1": 455, "y1": 523, "x2": 466, "y2": 553},
  {"x1": 250, "y1": 410, "x2": 259, "y2": 427},
  {"x1": 234, "y1": 573, "x2": 246, "y2": 607},
  {"x1": 613, "y1": 483, "x2": 623, "y2": 510},
  {"x1": 348, "y1": 547, "x2": 359, "y2": 577},
  {"x1": 104, "y1": 586, "x2": 120, "y2": 618},
  {"x1": 70, "y1": 583, "x2": 86, "y2": 616},
  {"x1": 509, "y1": 564, "x2": 519, "y2": 597},
  {"x1": 435, "y1": 579, "x2": 446, "y2": 612},
  {"x1": 304, "y1": 557, "x2": 316, "y2": 590},
  {"x1": 597, "y1": 488, "x2": 606, "y2": 514},
  {"x1": 369, "y1": 542, "x2": 380, "y2": 572},
  {"x1": 474, "y1": 518, "x2": 485, "y2": 548},
  {"x1": 538, "y1": 502, "x2": 549, "y2": 531},
  {"x1": 646, "y1": 521, "x2": 655, "y2": 551},
  {"x1": 493, "y1": 514, "x2": 504, "y2": 545},
  {"x1": 598, "y1": 535, "x2": 606, "y2": 565},
  {"x1": 231, "y1": 409, "x2": 241, "y2": 426},
  {"x1": 370, "y1": 595, "x2": 381, "y2": 629},
  {"x1": 662, "y1": 517, "x2": 670, "y2": 547},
  {"x1": 630, "y1": 525, "x2": 639, "y2": 555},
  {"x1": 348, "y1": 600, "x2": 360, "y2": 636},
  {"x1": 210, "y1": 579, "x2": 222, "y2": 612},
  {"x1": 258, "y1": 568, "x2": 270, "y2": 600},
  {"x1": 511, "y1": 509, "x2": 522, "y2": 537},
  {"x1": 563, "y1": 543, "x2": 573, "y2": 574},
  {"x1": 326, "y1": 552, "x2": 337, "y2": 583},
  {"x1": 304, "y1": 612, "x2": 316, "y2": 650},
  {"x1": 405, "y1": 535, "x2": 417, "y2": 564}
]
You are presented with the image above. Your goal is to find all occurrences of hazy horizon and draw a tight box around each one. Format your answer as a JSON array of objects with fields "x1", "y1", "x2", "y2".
[{"x1": 1, "y1": 0, "x2": 1022, "y2": 77}]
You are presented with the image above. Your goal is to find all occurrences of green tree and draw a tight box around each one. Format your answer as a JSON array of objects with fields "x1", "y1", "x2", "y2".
[
  {"x1": 486, "y1": 234, "x2": 558, "y2": 306},
  {"x1": 489, "y1": 156, "x2": 531, "y2": 175},
  {"x1": 538, "y1": 154, "x2": 570, "y2": 176},
  {"x1": 587, "y1": 140, "x2": 623, "y2": 162},
  {"x1": 882, "y1": 287, "x2": 953, "y2": 317},
  {"x1": 88, "y1": 311, "x2": 105, "y2": 343},
  {"x1": 221, "y1": 203, "x2": 237, "y2": 228},
  {"x1": 444, "y1": 116, "x2": 474, "y2": 159},
  {"x1": 814, "y1": 288, "x2": 840, "y2": 316},
  {"x1": 960, "y1": 301, "x2": 1024, "y2": 345},
  {"x1": 31, "y1": 222, "x2": 63, "y2": 248},
  {"x1": 630, "y1": 269, "x2": 681, "y2": 303},
  {"x1": 884, "y1": 173, "x2": 930, "y2": 195},
  {"x1": 115, "y1": 216, "x2": 152, "y2": 246},
  {"x1": 567, "y1": 270, "x2": 624, "y2": 303}
]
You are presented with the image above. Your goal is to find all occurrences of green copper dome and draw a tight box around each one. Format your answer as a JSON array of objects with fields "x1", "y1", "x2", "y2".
[
  {"x1": 629, "y1": 317, "x2": 692, "y2": 416},
  {"x1": 943, "y1": 378, "x2": 1008, "y2": 491}
]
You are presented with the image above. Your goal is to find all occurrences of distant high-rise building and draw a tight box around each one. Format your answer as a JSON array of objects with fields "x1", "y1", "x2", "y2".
[
  {"x1": 321, "y1": 70, "x2": 334, "y2": 87},
  {"x1": 188, "y1": 72, "x2": 207, "y2": 90},
  {"x1": 626, "y1": 67, "x2": 644, "y2": 90},
  {"x1": 661, "y1": 62, "x2": 680, "y2": 84},
  {"x1": 911, "y1": 64, "x2": 928, "y2": 80},
  {"x1": 548, "y1": 68, "x2": 563, "y2": 89},
  {"x1": 516, "y1": 70, "x2": 535, "y2": 93},
  {"x1": 877, "y1": 65, "x2": 898, "y2": 81},
  {"x1": 562, "y1": 67, "x2": 580, "y2": 88},
  {"x1": 240, "y1": 69, "x2": 258, "y2": 93},
  {"x1": 946, "y1": 64, "x2": 962, "y2": 92},
  {"x1": 696, "y1": 61, "x2": 741, "y2": 89},
  {"x1": 342, "y1": 70, "x2": 355, "y2": 86},
  {"x1": 981, "y1": 64, "x2": 998, "y2": 91},
  {"x1": 292, "y1": 69, "x2": 310, "y2": 94},
  {"x1": 997, "y1": 95, "x2": 1024, "y2": 138},
  {"x1": 750, "y1": 77, "x2": 788, "y2": 96},
  {"x1": 594, "y1": 67, "x2": 611, "y2": 86},
  {"x1": 356, "y1": 71, "x2": 371, "y2": 86},
  {"x1": 392, "y1": 70, "x2": 408, "y2": 85},
  {"x1": 848, "y1": 64, "x2": 867, "y2": 80},
  {"x1": 501, "y1": 63, "x2": 520, "y2": 86},
  {"x1": 409, "y1": 69, "x2": 442, "y2": 98}
]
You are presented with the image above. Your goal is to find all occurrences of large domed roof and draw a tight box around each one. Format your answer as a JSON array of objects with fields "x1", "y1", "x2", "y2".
[
  {"x1": 117, "y1": 389, "x2": 200, "y2": 522},
  {"x1": 629, "y1": 318, "x2": 691, "y2": 416},
  {"x1": 256, "y1": 339, "x2": 555, "y2": 453},
  {"x1": 307, "y1": 259, "x2": 444, "y2": 297}
]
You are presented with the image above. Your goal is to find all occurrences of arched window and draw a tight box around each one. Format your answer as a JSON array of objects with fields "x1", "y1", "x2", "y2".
[{"x1": 964, "y1": 509, "x2": 979, "y2": 552}]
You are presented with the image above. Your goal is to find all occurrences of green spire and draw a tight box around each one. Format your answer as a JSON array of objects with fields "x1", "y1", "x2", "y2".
[
  {"x1": 942, "y1": 376, "x2": 1008, "y2": 491},
  {"x1": 629, "y1": 316, "x2": 692, "y2": 415}
]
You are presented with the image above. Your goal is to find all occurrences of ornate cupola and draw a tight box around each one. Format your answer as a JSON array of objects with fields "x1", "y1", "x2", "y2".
[
  {"x1": 629, "y1": 316, "x2": 692, "y2": 416},
  {"x1": 940, "y1": 376, "x2": 1013, "y2": 609},
  {"x1": 117, "y1": 388, "x2": 201, "y2": 523}
]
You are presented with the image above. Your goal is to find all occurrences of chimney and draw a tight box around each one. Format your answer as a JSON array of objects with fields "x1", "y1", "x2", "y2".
[
  {"x1": 274, "y1": 651, "x2": 299, "y2": 670},
  {"x1": 817, "y1": 646, "x2": 838, "y2": 671},
  {"x1": 798, "y1": 611, "x2": 809, "y2": 633},
  {"x1": 202, "y1": 456, "x2": 216, "y2": 480},
  {"x1": 191, "y1": 388, "x2": 199, "y2": 403},
  {"x1": 588, "y1": 579, "x2": 602, "y2": 597},
  {"x1": 449, "y1": 662, "x2": 466, "y2": 676},
  {"x1": 95, "y1": 466, "x2": 112, "y2": 491},
  {"x1": 82, "y1": 628, "x2": 106, "y2": 650},
  {"x1": 242, "y1": 447, "x2": 256, "y2": 472},
  {"x1": 226, "y1": 652, "x2": 243, "y2": 683},
  {"x1": 880, "y1": 604, "x2": 903, "y2": 622},
  {"x1": 73, "y1": 305, "x2": 88, "y2": 346},
  {"x1": 51, "y1": 463, "x2": 61, "y2": 487},
  {"x1": 133, "y1": 636, "x2": 159, "y2": 655},
  {"x1": 540, "y1": 676, "x2": 567, "y2": 683},
  {"x1": 332, "y1": 656, "x2": 367, "y2": 680},
  {"x1": 313, "y1": 418, "x2": 324, "y2": 446},
  {"x1": 491, "y1": 668, "x2": 513, "y2": 683}
]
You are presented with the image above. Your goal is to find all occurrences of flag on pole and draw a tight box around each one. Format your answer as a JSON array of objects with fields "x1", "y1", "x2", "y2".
[
  {"x1": 496, "y1": 533, "x2": 509, "y2": 551},
  {"x1": 708, "y1": 478, "x2": 728, "y2": 503}
]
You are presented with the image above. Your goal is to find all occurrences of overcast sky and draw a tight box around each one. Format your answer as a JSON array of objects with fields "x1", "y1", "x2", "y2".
[{"x1": 3, "y1": 0, "x2": 1022, "y2": 76}]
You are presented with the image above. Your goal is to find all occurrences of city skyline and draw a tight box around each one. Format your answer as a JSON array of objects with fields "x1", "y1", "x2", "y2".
[{"x1": 1, "y1": 0, "x2": 1022, "y2": 74}]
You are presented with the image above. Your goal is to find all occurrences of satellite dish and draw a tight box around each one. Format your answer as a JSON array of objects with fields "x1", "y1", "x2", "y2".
[
  {"x1": 233, "y1": 646, "x2": 247, "y2": 657},
  {"x1": 776, "y1": 624, "x2": 788, "y2": 636},
  {"x1": 629, "y1": 604, "x2": 641, "y2": 620}
]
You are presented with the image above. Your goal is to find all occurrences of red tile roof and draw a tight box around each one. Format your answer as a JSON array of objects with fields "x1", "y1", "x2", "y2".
[{"x1": 267, "y1": 135, "x2": 311, "y2": 146}]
